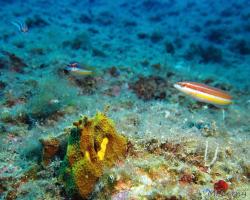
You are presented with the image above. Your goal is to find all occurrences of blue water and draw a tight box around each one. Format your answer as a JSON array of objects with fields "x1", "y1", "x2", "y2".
[{"x1": 0, "y1": 0, "x2": 250, "y2": 199}]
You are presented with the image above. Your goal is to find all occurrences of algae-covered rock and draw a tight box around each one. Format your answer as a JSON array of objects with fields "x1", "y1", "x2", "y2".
[
  {"x1": 40, "y1": 137, "x2": 60, "y2": 166},
  {"x1": 60, "y1": 112, "x2": 127, "y2": 199}
]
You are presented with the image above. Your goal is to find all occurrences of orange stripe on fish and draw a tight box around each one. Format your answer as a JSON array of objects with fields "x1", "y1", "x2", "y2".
[{"x1": 174, "y1": 81, "x2": 232, "y2": 105}]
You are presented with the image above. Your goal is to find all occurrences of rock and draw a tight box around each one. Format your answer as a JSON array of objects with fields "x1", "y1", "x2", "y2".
[{"x1": 40, "y1": 137, "x2": 60, "y2": 166}]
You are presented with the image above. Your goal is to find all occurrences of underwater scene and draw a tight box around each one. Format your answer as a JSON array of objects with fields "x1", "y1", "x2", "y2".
[{"x1": 0, "y1": 0, "x2": 250, "y2": 199}]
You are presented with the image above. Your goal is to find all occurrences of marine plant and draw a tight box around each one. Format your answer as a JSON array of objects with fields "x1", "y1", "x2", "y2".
[
  {"x1": 60, "y1": 112, "x2": 127, "y2": 199},
  {"x1": 26, "y1": 76, "x2": 78, "y2": 121}
]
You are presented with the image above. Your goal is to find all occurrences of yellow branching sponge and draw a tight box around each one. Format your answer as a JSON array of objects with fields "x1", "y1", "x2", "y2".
[{"x1": 61, "y1": 112, "x2": 127, "y2": 199}]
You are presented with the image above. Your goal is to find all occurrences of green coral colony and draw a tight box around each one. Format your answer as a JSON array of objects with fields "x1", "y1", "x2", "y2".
[{"x1": 60, "y1": 112, "x2": 127, "y2": 199}]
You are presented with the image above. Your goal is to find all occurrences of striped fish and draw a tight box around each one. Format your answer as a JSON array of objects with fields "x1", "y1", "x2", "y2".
[
  {"x1": 64, "y1": 62, "x2": 93, "y2": 75},
  {"x1": 174, "y1": 82, "x2": 232, "y2": 105},
  {"x1": 11, "y1": 21, "x2": 28, "y2": 33}
]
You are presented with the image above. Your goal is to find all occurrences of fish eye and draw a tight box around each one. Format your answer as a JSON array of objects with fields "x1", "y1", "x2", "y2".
[{"x1": 179, "y1": 82, "x2": 187, "y2": 87}]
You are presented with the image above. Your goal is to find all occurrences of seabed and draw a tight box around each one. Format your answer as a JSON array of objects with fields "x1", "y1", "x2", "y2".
[{"x1": 0, "y1": 0, "x2": 250, "y2": 199}]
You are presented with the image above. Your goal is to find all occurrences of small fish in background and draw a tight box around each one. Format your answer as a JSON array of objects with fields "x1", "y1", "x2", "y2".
[
  {"x1": 11, "y1": 21, "x2": 28, "y2": 33},
  {"x1": 174, "y1": 81, "x2": 232, "y2": 106},
  {"x1": 64, "y1": 62, "x2": 93, "y2": 76}
]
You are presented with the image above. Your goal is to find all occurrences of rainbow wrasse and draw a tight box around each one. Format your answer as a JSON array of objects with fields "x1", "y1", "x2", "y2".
[{"x1": 174, "y1": 81, "x2": 232, "y2": 106}]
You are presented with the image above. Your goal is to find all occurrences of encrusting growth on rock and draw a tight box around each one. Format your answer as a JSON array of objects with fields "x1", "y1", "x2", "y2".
[
  {"x1": 40, "y1": 137, "x2": 60, "y2": 166},
  {"x1": 60, "y1": 112, "x2": 127, "y2": 199}
]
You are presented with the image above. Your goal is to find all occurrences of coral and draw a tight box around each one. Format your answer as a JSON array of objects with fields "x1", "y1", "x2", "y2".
[
  {"x1": 108, "y1": 66, "x2": 120, "y2": 77},
  {"x1": 1, "y1": 50, "x2": 28, "y2": 73},
  {"x1": 40, "y1": 137, "x2": 60, "y2": 166},
  {"x1": 91, "y1": 136, "x2": 247, "y2": 199},
  {"x1": 129, "y1": 76, "x2": 169, "y2": 100},
  {"x1": 60, "y1": 112, "x2": 127, "y2": 199},
  {"x1": 69, "y1": 75, "x2": 100, "y2": 94},
  {"x1": 25, "y1": 15, "x2": 49, "y2": 28}
]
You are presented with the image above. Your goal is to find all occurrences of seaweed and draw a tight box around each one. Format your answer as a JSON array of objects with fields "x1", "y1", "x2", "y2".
[
  {"x1": 79, "y1": 13, "x2": 92, "y2": 24},
  {"x1": 0, "y1": 56, "x2": 7, "y2": 69},
  {"x1": 204, "y1": 19, "x2": 222, "y2": 27},
  {"x1": 183, "y1": 43, "x2": 223, "y2": 63},
  {"x1": 123, "y1": 20, "x2": 137, "y2": 27},
  {"x1": 0, "y1": 81, "x2": 6, "y2": 89},
  {"x1": 92, "y1": 47, "x2": 107, "y2": 57},
  {"x1": 62, "y1": 32, "x2": 91, "y2": 50},
  {"x1": 230, "y1": 39, "x2": 250, "y2": 55},
  {"x1": 29, "y1": 47, "x2": 45, "y2": 56},
  {"x1": 164, "y1": 41, "x2": 175, "y2": 54},
  {"x1": 220, "y1": 8, "x2": 235, "y2": 17},
  {"x1": 200, "y1": 45, "x2": 223, "y2": 63},
  {"x1": 137, "y1": 32, "x2": 148, "y2": 39},
  {"x1": 205, "y1": 28, "x2": 229, "y2": 44},
  {"x1": 191, "y1": 25, "x2": 201, "y2": 33},
  {"x1": 141, "y1": 0, "x2": 161, "y2": 10},
  {"x1": 150, "y1": 31, "x2": 164, "y2": 43},
  {"x1": 26, "y1": 77, "x2": 77, "y2": 122},
  {"x1": 96, "y1": 11, "x2": 114, "y2": 26},
  {"x1": 88, "y1": 27, "x2": 99, "y2": 34},
  {"x1": 0, "y1": 50, "x2": 28, "y2": 73},
  {"x1": 13, "y1": 41, "x2": 25, "y2": 49},
  {"x1": 148, "y1": 14, "x2": 164, "y2": 22}
]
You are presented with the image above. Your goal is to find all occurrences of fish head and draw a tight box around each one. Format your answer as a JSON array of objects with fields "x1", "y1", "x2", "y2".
[
  {"x1": 21, "y1": 23, "x2": 28, "y2": 32},
  {"x1": 69, "y1": 62, "x2": 80, "y2": 68},
  {"x1": 174, "y1": 82, "x2": 189, "y2": 90}
]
